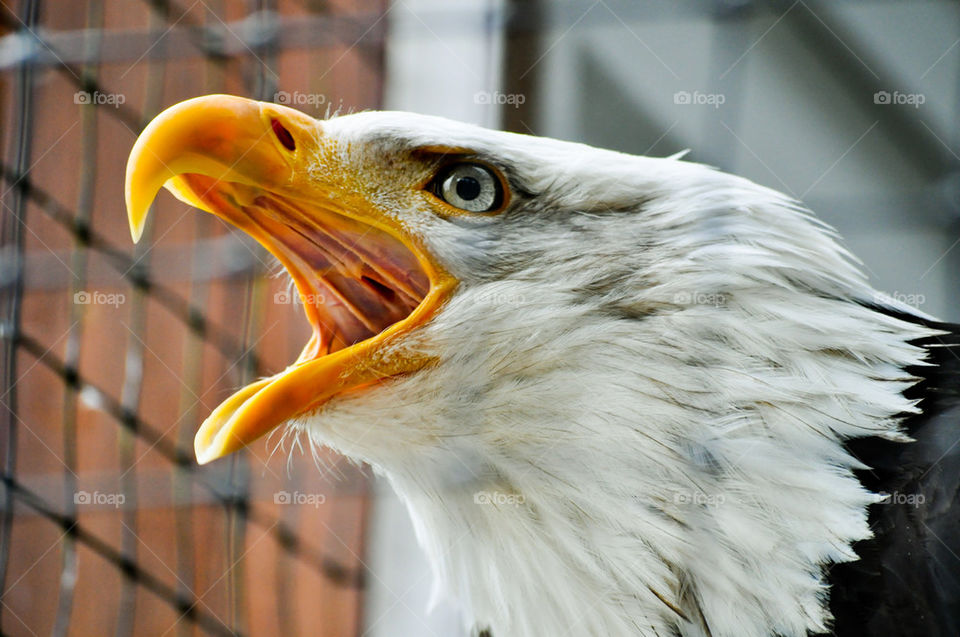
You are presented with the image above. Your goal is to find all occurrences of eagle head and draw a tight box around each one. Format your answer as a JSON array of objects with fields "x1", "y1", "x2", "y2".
[{"x1": 126, "y1": 95, "x2": 936, "y2": 637}]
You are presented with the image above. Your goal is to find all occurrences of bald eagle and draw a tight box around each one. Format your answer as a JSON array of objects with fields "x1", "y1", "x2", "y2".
[{"x1": 126, "y1": 95, "x2": 960, "y2": 637}]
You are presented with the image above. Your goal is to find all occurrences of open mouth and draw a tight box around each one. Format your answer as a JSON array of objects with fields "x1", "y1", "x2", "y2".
[
  {"x1": 125, "y1": 95, "x2": 455, "y2": 464},
  {"x1": 177, "y1": 174, "x2": 430, "y2": 361}
]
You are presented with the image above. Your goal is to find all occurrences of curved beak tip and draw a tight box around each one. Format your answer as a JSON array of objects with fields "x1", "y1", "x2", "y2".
[
  {"x1": 123, "y1": 94, "x2": 276, "y2": 248},
  {"x1": 193, "y1": 422, "x2": 234, "y2": 465},
  {"x1": 127, "y1": 206, "x2": 146, "y2": 243},
  {"x1": 124, "y1": 138, "x2": 164, "y2": 245},
  {"x1": 194, "y1": 442, "x2": 219, "y2": 466}
]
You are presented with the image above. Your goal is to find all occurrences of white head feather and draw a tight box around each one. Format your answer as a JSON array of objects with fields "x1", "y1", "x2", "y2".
[{"x1": 288, "y1": 112, "x2": 935, "y2": 637}]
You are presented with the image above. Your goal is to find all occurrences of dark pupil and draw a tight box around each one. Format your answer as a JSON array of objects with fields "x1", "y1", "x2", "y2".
[{"x1": 455, "y1": 176, "x2": 482, "y2": 200}]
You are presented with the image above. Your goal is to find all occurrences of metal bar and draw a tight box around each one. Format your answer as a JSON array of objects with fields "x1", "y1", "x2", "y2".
[
  {"x1": 169, "y1": 1, "x2": 227, "y2": 630},
  {"x1": 0, "y1": 9, "x2": 385, "y2": 70},
  {"x1": 52, "y1": 2, "x2": 105, "y2": 631},
  {"x1": 0, "y1": 0, "x2": 37, "y2": 629},
  {"x1": 114, "y1": 4, "x2": 174, "y2": 632},
  {"x1": 502, "y1": 0, "x2": 546, "y2": 135}
]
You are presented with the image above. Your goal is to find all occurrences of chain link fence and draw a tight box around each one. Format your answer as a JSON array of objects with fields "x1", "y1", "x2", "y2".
[{"x1": 0, "y1": 1, "x2": 388, "y2": 634}]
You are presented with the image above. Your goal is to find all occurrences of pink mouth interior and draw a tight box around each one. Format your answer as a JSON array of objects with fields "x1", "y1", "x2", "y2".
[{"x1": 180, "y1": 174, "x2": 431, "y2": 360}]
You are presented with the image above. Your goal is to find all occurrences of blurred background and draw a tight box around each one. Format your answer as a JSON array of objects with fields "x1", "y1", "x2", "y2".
[{"x1": 0, "y1": 0, "x2": 957, "y2": 635}]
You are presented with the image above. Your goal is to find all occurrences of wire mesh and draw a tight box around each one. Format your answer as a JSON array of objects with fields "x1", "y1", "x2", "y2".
[{"x1": 0, "y1": 1, "x2": 386, "y2": 634}]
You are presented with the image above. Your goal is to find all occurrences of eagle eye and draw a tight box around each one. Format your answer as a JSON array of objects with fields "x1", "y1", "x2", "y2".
[{"x1": 430, "y1": 162, "x2": 503, "y2": 213}]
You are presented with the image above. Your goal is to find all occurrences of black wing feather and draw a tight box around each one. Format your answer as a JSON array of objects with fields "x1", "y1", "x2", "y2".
[{"x1": 828, "y1": 307, "x2": 960, "y2": 637}]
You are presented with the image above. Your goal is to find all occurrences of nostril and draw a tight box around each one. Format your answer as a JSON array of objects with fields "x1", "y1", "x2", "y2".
[{"x1": 271, "y1": 118, "x2": 296, "y2": 151}]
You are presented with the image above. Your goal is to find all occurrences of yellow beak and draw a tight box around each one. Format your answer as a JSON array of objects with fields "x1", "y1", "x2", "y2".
[{"x1": 125, "y1": 95, "x2": 454, "y2": 464}]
